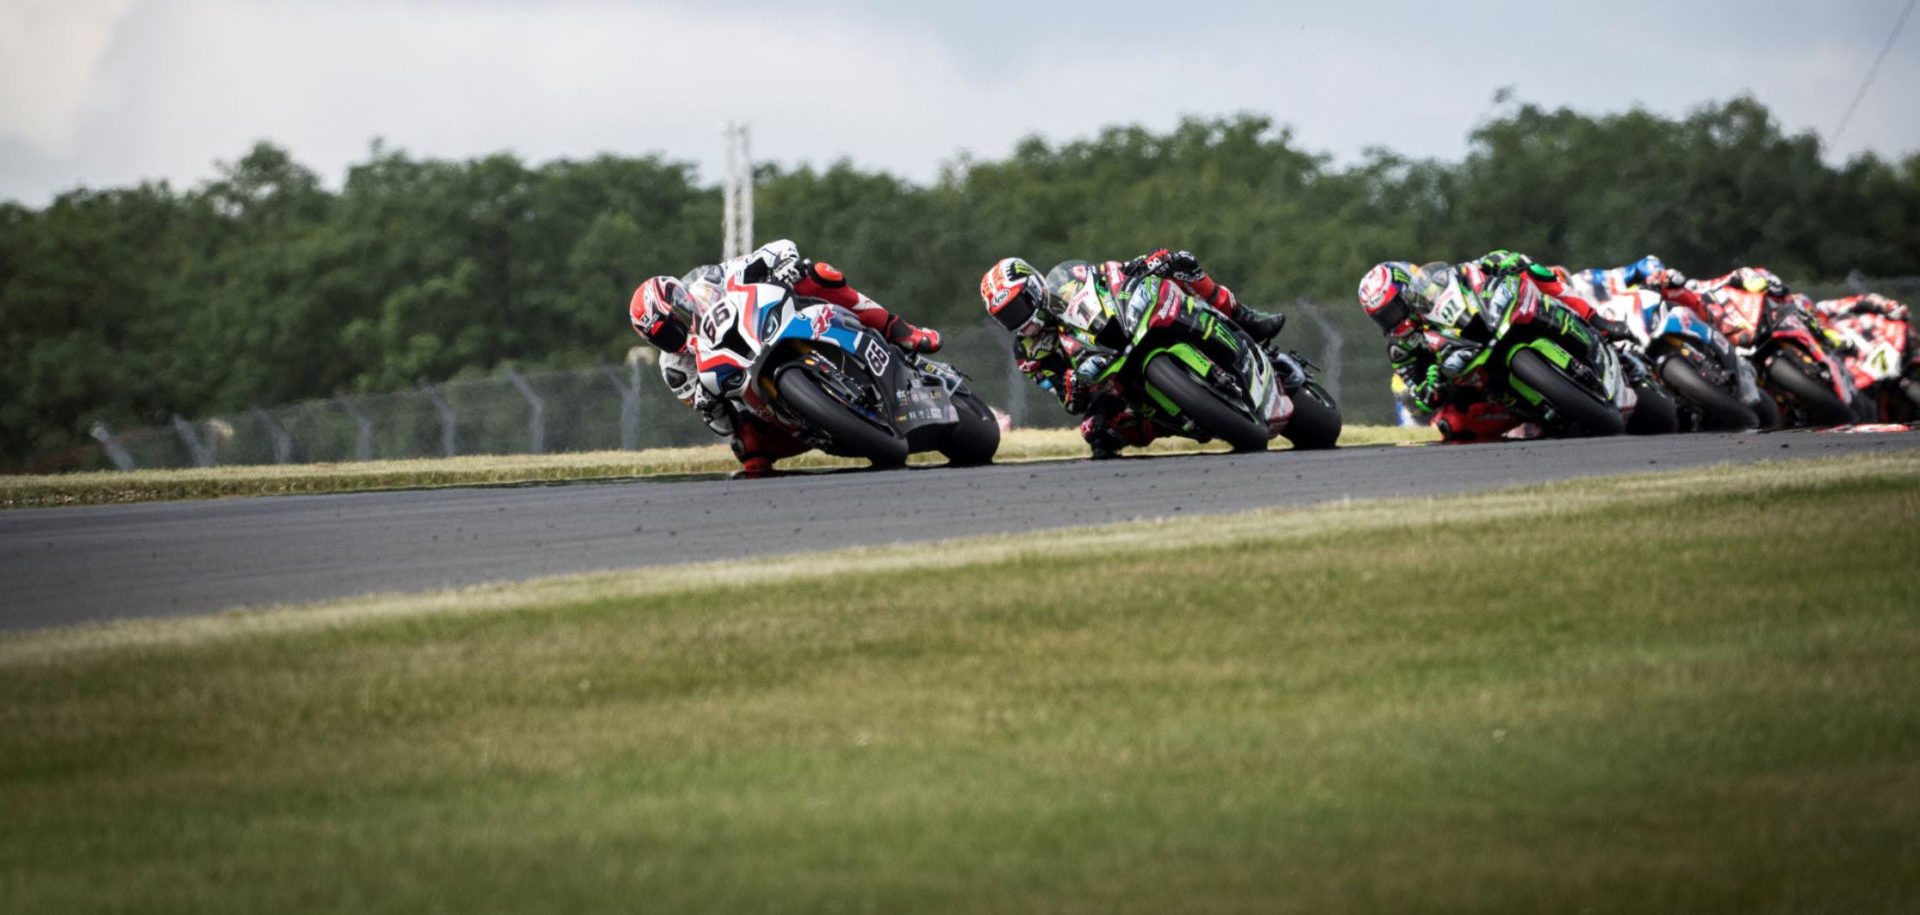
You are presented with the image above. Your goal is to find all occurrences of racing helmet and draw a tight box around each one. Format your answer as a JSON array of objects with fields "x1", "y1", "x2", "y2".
[
  {"x1": 630, "y1": 275, "x2": 696, "y2": 353},
  {"x1": 1357, "y1": 261, "x2": 1418, "y2": 334},
  {"x1": 980, "y1": 257, "x2": 1054, "y2": 337}
]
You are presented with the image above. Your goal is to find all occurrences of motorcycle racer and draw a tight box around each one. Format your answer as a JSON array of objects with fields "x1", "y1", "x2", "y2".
[
  {"x1": 1814, "y1": 292, "x2": 1910, "y2": 326},
  {"x1": 1570, "y1": 254, "x2": 1709, "y2": 318},
  {"x1": 1359, "y1": 259, "x2": 1518, "y2": 442},
  {"x1": 627, "y1": 239, "x2": 946, "y2": 474},
  {"x1": 979, "y1": 248, "x2": 1288, "y2": 458},
  {"x1": 1360, "y1": 250, "x2": 1625, "y2": 442}
]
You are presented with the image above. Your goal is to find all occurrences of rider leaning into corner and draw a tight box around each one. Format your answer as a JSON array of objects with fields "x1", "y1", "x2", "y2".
[
  {"x1": 979, "y1": 247, "x2": 1288, "y2": 458},
  {"x1": 626, "y1": 238, "x2": 946, "y2": 476},
  {"x1": 1357, "y1": 249, "x2": 1624, "y2": 443}
]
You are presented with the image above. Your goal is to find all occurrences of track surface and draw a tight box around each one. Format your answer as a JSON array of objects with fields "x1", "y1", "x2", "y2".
[{"x1": 4, "y1": 430, "x2": 1917, "y2": 632}]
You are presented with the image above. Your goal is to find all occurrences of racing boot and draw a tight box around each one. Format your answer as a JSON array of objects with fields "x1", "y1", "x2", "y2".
[
  {"x1": 1232, "y1": 306, "x2": 1287, "y2": 344},
  {"x1": 1079, "y1": 398, "x2": 1155, "y2": 459},
  {"x1": 884, "y1": 315, "x2": 942, "y2": 353},
  {"x1": 730, "y1": 418, "x2": 808, "y2": 478}
]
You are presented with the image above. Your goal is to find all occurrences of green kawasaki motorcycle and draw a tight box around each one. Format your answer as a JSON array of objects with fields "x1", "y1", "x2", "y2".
[
  {"x1": 1043, "y1": 260, "x2": 1342, "y2": 452},
  {"x1": 1409, "y1": 264, "x2": 1634, "y2": 436}
]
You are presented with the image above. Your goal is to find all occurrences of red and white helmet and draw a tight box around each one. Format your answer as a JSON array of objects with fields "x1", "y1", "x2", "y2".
[
  {"x1": 629, "y1": 276, "x2": 696, "y2": 353},
  {"x1": 980, "y1": 257, "x2": 1054, "y2": 338},
  {"x1": 1357, "y1": 261, "x2": 1417, "y2": 334}
]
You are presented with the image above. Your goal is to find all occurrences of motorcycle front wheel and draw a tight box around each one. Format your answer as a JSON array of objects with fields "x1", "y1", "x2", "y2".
[
  {"x1": 1658, "y1": 358, "x2": 1756, "y2": 430},
  {"x1": 1765, "y1": 348, "x2": 1853, "y2": 426},
  {"x1": 774, "y1": 365, "x2": 910, "y2": 467},
  {"x1": 1508, "y1": 348, "x2": 1626, "y2": 437},
  {"x1": 1143, "y1": 354, "x2": 1271, "y2": 452}
]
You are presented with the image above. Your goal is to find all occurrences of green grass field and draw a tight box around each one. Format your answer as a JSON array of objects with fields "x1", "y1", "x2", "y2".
[
  {"x1": 0, "y1": 425, "x2": 1435, "y2": 509},
  {"x1": 4, "y1": 453, "x2": 1917, "y2": 913}
]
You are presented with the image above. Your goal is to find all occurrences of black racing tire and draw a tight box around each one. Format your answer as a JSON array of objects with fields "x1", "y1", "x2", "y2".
[
  {"x1": 1142, "y1": 354, "x2": 1271, "y2": 453},
  {"x1": 1508, "y1": 348, "x2": 1626, "y2": 437},
  {"x1": 1626, "y1": 380, "x2": 1679, "y2": 435},
  {"x1": 1658, "y1": 358, "x2": 1755, "y2": 431},
  {"x1": 1850, "y1": 390, "x2": 1880, "y2": 424},
  {"x1": 1751, "y1": 390, "x2": 1782, "y2": 430},
  {"x1": 1280, "y1": 380, "x2": 1342, "y2": 450},
  {"x1": 1766, "y1": 351, "x2": 1854, "y2": 426},
  {"x1": 774, "y1": 366, "x2": 910, "y2": 467},
  {"x1": 940, "y1": 390, "x2": 1001, "y2": 466}
]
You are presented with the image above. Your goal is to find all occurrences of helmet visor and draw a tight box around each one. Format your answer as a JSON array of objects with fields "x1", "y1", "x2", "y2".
[{"x1": 991, "y1": 284, "x2": 1042, "y2": 336}]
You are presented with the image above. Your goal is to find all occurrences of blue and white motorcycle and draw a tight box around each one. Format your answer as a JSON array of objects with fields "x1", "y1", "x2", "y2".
[
  {"x1": 1596, "y1": 287, "x2": 1761, "y2": 430},
  {"x1": 694, "y1": 276, "x2": 1000, "y2": 467}
]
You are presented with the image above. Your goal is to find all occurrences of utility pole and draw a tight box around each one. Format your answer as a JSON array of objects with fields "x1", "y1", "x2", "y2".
[{"x1": 722, "y1": 123, "x2": 753, "y2": 259}]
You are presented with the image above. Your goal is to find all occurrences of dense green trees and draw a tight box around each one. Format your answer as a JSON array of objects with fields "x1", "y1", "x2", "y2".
[{"x1": 2, "y1": 97, "x2": 1915, "y2": 468}]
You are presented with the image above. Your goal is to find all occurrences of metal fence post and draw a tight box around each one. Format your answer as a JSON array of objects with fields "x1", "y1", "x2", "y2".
[
  {"x1": 89, "y1": 421, "x2": 136, "y2": 471},
  {"x1": 252, "y1": 407, "x2": 296, "y2": 464},
  {"x1": 505, "y1": 365, "x2": 546, "y2": 454},
  {"x1": 598, "y1": 359, "x2": 641, "y2": 451},
  {"x1": 334, "y1": 393, "x2": 375, "y2": 461},
  {"x1": 417, "y1": 378, "x2": 458, "y2": 457},
  {"x1": 170, "y1": 414, "x2": 217, "y2": 467}
]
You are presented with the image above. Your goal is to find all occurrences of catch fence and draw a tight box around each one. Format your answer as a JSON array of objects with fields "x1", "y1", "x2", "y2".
[{"x1": 59, "y1": 311, "x2": 1396, "y2": 473}]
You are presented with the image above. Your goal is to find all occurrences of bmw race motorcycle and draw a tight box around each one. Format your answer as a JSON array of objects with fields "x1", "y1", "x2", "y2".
[
  {"x1": 1594, "y1": 287, "x2": 1761, "y2": 430},
  {"x1": 1041, "y1": 260, "x2": 1341, "y2": 452},
  {"x1": 695, "y1": 275, "x2": 1000, "y2": 467},
  {"x1": 1408, "y1": 266, "x2": 1637, "y2": 436}
]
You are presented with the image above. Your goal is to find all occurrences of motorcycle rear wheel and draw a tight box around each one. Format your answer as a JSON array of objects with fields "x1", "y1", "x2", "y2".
[
  {"x1": 1143, "y1": 354, "x2": 1271, "y2": 453},
  {"x1": 1657, "y1": 358, "x2": 1755, "y2": 430},
  {"x1": 1508, "y1": 348, "x2": 1626, "y2": 437},
  {"x1": 940, "y1": 390, "x2": 1001, "y2": 466},
  {"x1": 1280, "y1": 380, "x2": 1342, "y2": 450},
  {"x1": 774, "y1": 365, "x2": 910, "y2": 467},
  {"x1": 1765, "y1": 351, "x2": 1853, "y2": 426}
]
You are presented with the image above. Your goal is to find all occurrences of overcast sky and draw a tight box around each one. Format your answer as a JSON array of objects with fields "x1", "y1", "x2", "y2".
[{"x1": 3, "y1": 0, "x2": 1917, "y2": 206}]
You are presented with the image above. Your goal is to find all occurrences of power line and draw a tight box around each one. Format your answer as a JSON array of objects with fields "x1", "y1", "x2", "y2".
[{"x1": 1833, "y1": 0, "x2": 1917, "y2": 144}]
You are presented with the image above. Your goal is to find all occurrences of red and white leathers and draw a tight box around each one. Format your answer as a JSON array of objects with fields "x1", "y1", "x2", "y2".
[
  {"x1": 629, "y1": 239, "x2": 942, "y2": 474},
  {"x1": 699, "y1": 239, "x2": 942, "y2": 353},
  {"x1": 1687, "y1": 268, "x2": 1787, "y2": 317},
  {"x1": 1814, "y1": 293, "x2": 1910, "y2": 325}
]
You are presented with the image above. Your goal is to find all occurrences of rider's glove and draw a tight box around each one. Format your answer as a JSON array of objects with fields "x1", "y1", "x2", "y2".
[
  {"x1": 1167, "y1": 250, "x2": 1205, "y2": 282},
  {"x1": 744, "y1": 240, "x2": 804, "y2": 287},
  {"x1": 1126, "y1": 248, "x2": 1174, "y2": 279},
  {"x1": 1480, "y1": 249, "x2": 1531, "y2": 276},
  {"x1": 1439, "y1": 347, "x2": 1476, "y2": 380},
  {"x1": 1766, "y1": 276, "x2": 1789, "y2": 297},
  {"x1": 1064, "y1": 355, "x2": 1114, "y2": 413}
]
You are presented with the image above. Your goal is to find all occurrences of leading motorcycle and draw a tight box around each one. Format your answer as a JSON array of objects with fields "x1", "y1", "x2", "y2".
[{"x1": 696, "y1": 275, "x2": 1000, "y2": 467}]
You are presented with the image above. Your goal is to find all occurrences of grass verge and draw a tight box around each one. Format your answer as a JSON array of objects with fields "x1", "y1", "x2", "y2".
[
  {"x1": 3, "y1": 452, "x2": 1916, "y2": 913},
  {"x1": 0, "y1": 424, "x2": 1436, "y2": 510}
]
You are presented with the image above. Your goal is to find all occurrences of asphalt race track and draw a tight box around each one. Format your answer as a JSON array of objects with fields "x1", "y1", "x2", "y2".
[{"x1": 4, "y1": 430, "x2": 1918, "y2": 632}]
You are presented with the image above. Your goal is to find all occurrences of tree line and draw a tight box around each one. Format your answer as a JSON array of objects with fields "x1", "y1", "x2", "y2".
[{"x1": 3, "y1": 96, "x2": 1916, "y2": 469}]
